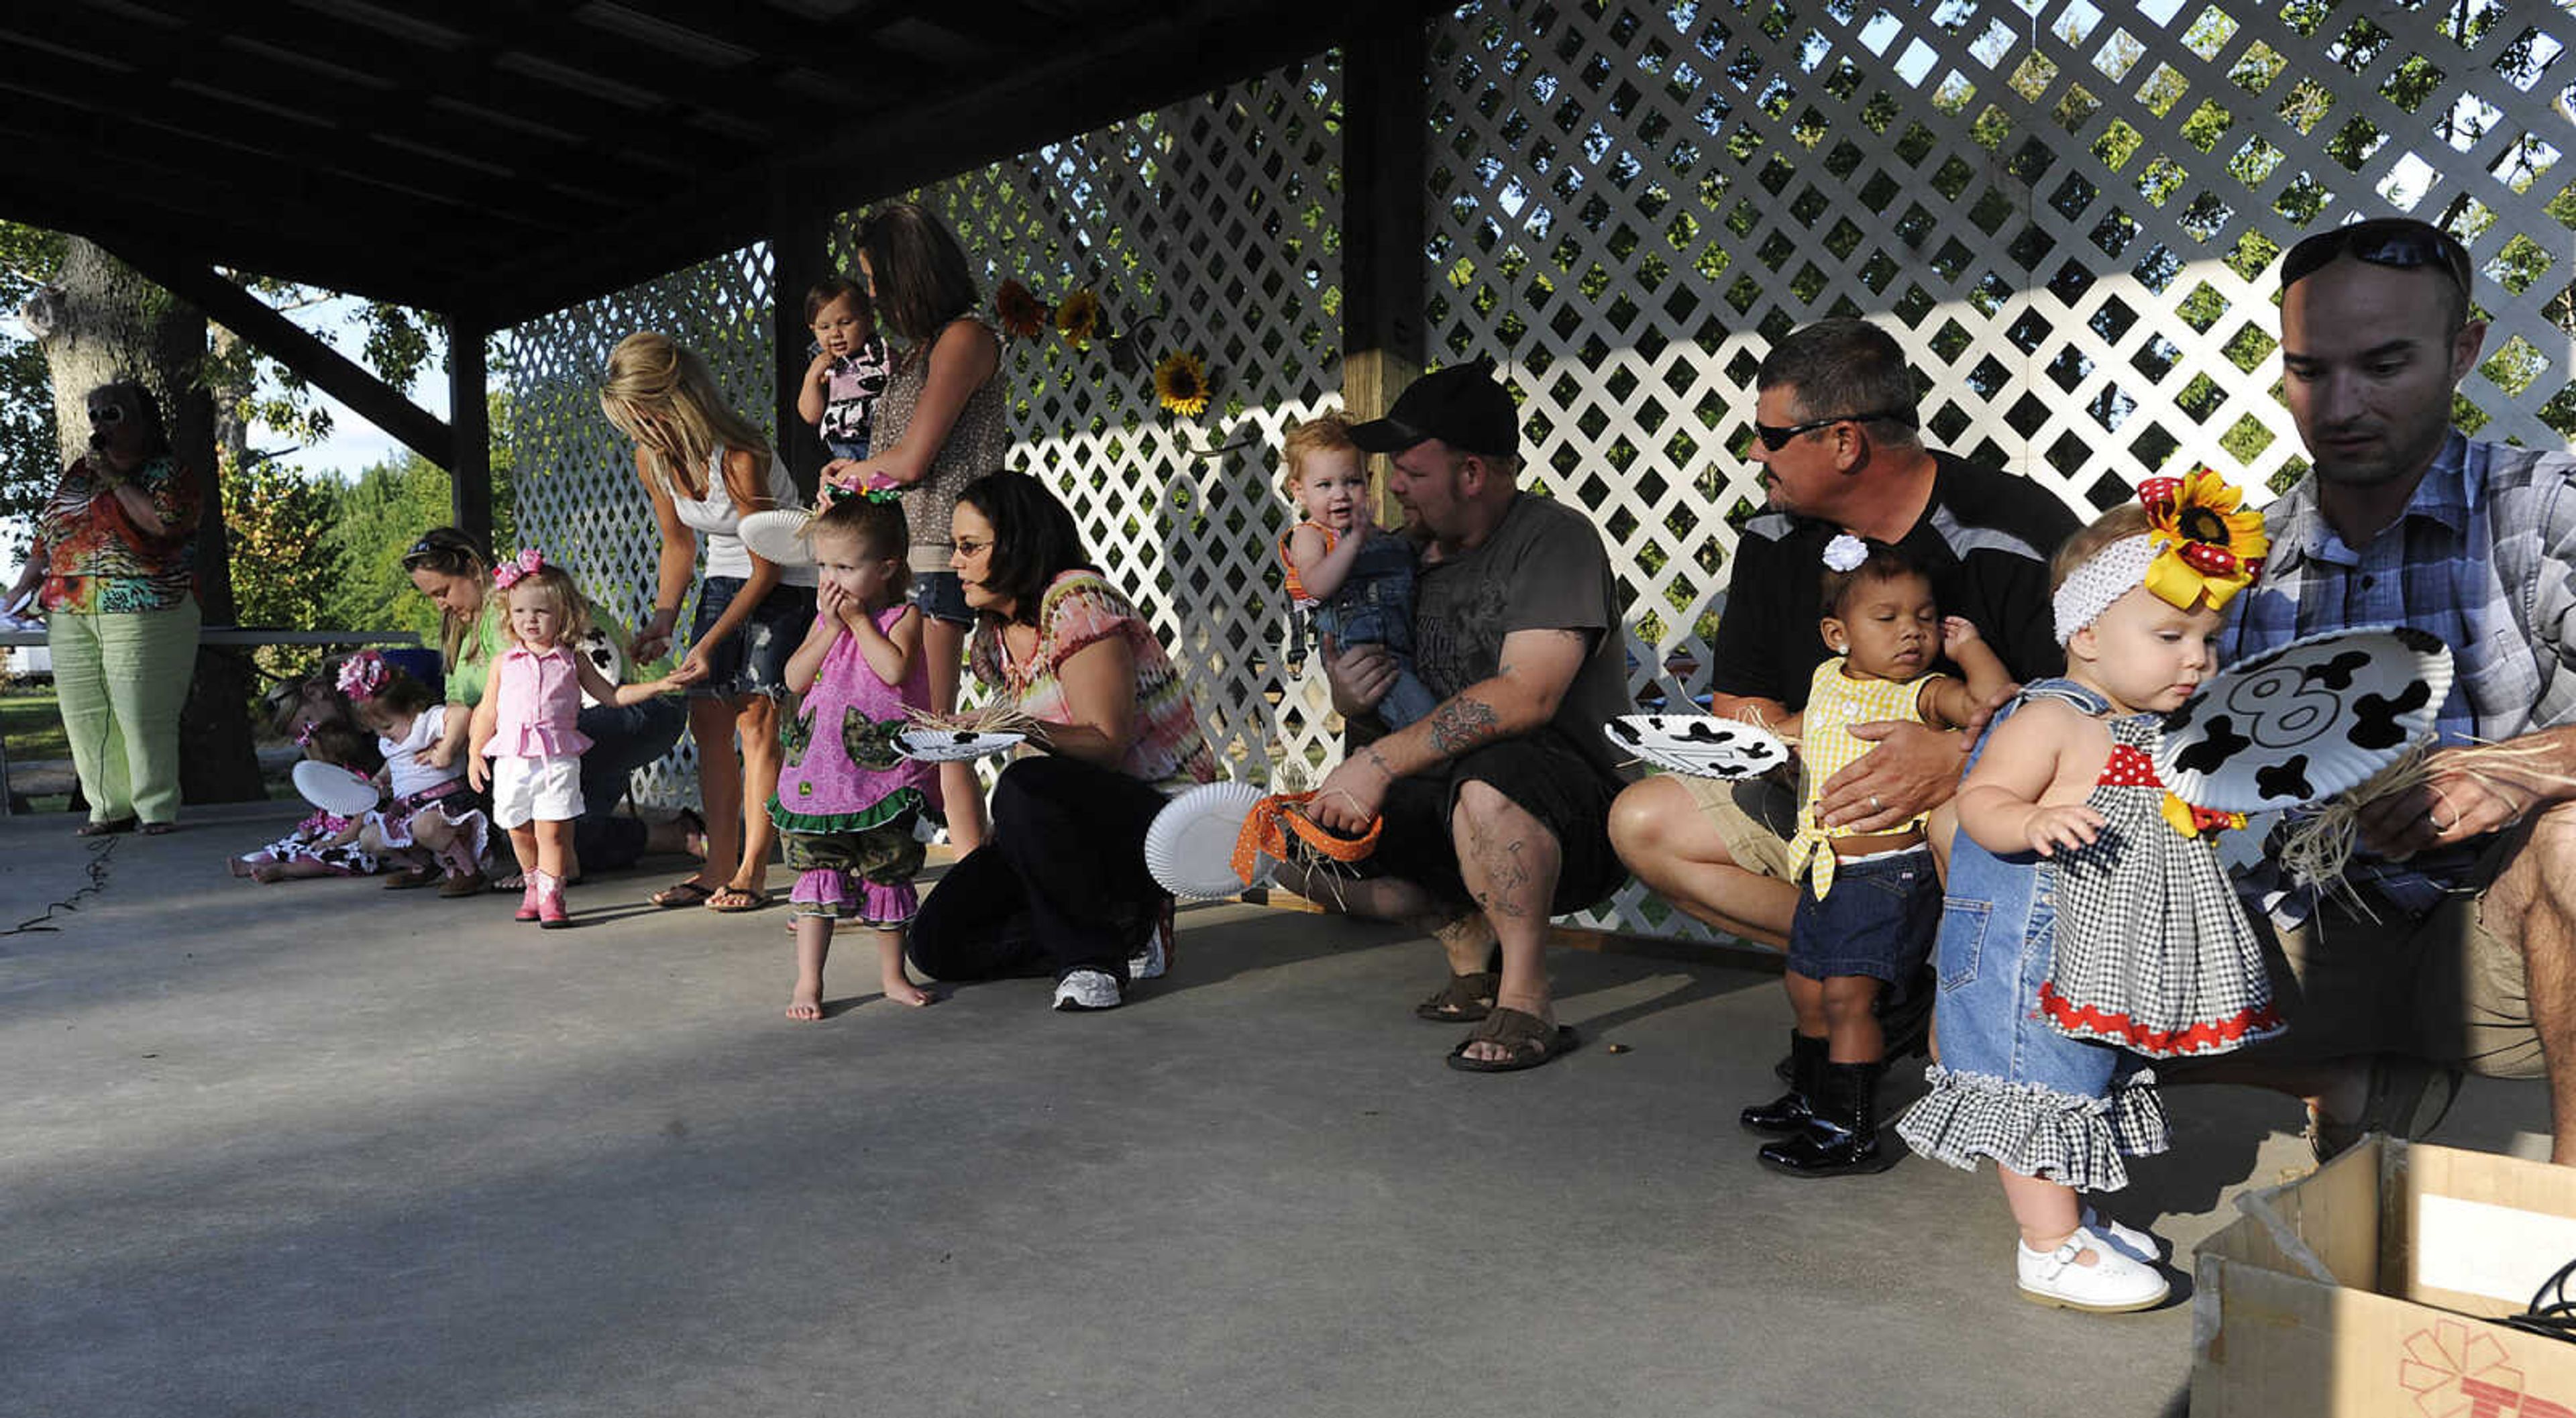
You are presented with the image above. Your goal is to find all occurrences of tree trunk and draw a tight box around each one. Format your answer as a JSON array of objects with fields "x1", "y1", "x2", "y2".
[{"x1": 33, "y1": 238, "x2": 264, "y2": 804}]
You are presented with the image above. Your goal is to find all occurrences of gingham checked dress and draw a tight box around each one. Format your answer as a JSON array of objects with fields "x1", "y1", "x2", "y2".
[{"x1": 2041, "y1": 710, "x2": 2284, "y2": 1058}]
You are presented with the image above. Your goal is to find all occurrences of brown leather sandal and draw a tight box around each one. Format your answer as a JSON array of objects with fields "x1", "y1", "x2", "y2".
[
  {"x1": 1446, "y1": 1006, "x2": 1579, "y2": 1073},
  {"x1": 1414, "y1": 970, "x2": 1499, "y2": 1022}
]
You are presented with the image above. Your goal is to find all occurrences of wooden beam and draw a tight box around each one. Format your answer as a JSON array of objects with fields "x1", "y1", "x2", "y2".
[
  {"x1": 1339, "y1": 3, "x2": 1429, "y2": 522},
  {"x1": 448, "y1": 312, "x2": 493, "y2": 551},
  {"x1": 103, "y1": 244, "x2": 456, "y2": 472}
]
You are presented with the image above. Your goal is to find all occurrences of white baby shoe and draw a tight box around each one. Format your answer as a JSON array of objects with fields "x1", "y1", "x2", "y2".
[{"x1": 2017, "y1": 1225, "x2": 2170, "y2": 1313}]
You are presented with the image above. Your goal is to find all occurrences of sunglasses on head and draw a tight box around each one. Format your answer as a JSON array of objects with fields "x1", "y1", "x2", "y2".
[
  {"x1": 1752, "y1": 408, "x2": 1917, "y2": 451},
  {"x1": 2281, "y1": 218, "x2": 2471, "y2": 294}
]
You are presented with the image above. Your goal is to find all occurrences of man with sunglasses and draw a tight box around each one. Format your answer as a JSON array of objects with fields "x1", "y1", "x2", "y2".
[
  {"x1": 1611, "y1": 318, "x2": 2078, "y2": 959},
  {"x1": 2188, "y1": 217, "x2": 2576, "y2": 1164}
]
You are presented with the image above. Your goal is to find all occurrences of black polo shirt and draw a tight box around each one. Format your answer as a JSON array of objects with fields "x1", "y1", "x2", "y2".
[{"x1": 1707, "y1": 450, "x2": 2081, "y2": 710}]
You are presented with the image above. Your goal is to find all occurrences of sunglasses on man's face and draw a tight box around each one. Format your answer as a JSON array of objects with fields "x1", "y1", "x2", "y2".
[
  {"x1": 1751, "y1": 408, "x2": 1916, "y2": 451},
  {"x1": 86, "y1": 403, "x2": 125, "y2": 427},
  {"x1": 2281, "y1": 219, "x2": 2472, "y2": 295}
]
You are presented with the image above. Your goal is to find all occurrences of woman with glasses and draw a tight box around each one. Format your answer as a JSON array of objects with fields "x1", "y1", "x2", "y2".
[
  {"x1": 817, "y1": 203, "x2": 1009, "y2": 855},
  {"x1": 906, "y1": 471, "x2": 1216, "y2": 1012},
  {"x1": 4, "y1": 381, "x2": 201, "y2": 836},
  {"x1": 400, "y1": 527, "x2": 694, "y2": 883},
  {"x1": 600, "y1": 332, "x2": 818, "y2": 912}
]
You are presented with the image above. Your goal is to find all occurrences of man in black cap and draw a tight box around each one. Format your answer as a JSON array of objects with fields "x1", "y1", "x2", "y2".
[{"x1": 1295, "y1": 359, "x2": 1635, "y2": 1071}]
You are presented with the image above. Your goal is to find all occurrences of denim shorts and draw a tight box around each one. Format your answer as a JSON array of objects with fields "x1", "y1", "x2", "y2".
[
  {"x1": 1785, "y1": 845, "x2": 1937, "y2": 985},
  {"x1": 688, "y1": 576, "x2": 815, "y2": 701},
  {"x1": 911, "y1": 569, "x2": 974, "y2": 627}
]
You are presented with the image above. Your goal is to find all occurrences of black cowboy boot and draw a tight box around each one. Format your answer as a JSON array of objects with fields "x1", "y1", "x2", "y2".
[
  {"x1": 1758, "y1": 1060, "x2": 1900, "y2": 1177},
  {"x1": 1741, "y1": 1031, "x2": 1827, "y2": 1136}
]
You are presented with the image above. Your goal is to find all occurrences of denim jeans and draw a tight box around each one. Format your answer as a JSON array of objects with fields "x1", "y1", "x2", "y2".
[{"x1": 1316, "y1": 601, "x2": 1438, "y2": 729}]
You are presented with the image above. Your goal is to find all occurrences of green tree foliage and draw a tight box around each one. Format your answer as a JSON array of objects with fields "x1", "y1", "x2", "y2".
[
  {"x1": 323, "y1": 449, "x2": 517, "y2": 642},
  {"x1": 221, "y1": 459, "x2": 339, "y2": 631}
]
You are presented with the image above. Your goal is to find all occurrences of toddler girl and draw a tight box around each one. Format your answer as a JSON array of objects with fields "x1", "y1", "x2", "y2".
[
  {"x1": 1277, "y1": 413, "x2": 1435, "y2": 728},
  {"x1": 1744, "y1": 535, "x2": 2010, "y2": 1177},
  {"x1": 235, "y1": 724, "x2": 382, "y2": 883},
  {"x1": 1896, "y1": 473, "x2": 2277, "y2": 1314},
  {"x1": 467, "y1": 550, "x2": 683, "y2": 927},
  {"x1": 796, "y1": 277, "x2": 892, "y2": 463},
  {"x1": 767, "y1": 491, "x2": 941, "y2": 1018},
  {"x1": 337, "y1": 650, "x2": 492, "y2": 897}
]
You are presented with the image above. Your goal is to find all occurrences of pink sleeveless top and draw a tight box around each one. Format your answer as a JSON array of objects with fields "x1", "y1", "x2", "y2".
[{"x1": 485, "y1": 644, "x2": 594, "y2": 758}]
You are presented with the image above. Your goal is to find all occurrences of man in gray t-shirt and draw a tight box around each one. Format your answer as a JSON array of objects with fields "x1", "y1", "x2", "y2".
[{"x1": 1299, "y1": 360, "x2": 1634, "y2": 1073}]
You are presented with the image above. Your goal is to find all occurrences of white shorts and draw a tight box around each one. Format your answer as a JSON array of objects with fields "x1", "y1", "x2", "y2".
[{"x1": 490, "y1": 753, "x2": 584, "y2": 830}]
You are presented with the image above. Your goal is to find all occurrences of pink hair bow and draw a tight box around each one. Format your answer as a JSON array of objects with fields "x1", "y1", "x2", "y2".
[
  {"x1": 492, "y1": 547, "x2": 545, "y2": 588},
  {"x1": 335, "y1": 649, "x2": 388, "y2": 700}
]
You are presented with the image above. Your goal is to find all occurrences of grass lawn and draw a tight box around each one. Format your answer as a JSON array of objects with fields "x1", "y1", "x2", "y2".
[{"x1": 1, "y1": 684, "x2": 68, "y2": 761}]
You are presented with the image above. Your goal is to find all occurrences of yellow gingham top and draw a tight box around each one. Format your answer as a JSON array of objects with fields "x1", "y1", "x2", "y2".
[{"x1": 1788, "y1": 657, "x2": 1945, "y2": 899}]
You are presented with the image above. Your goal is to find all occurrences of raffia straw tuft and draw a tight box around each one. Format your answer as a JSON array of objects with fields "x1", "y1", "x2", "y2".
[
  {"x1": 904, "y1": 701, "x2": 1040, "y2": 738},
  {"x1": 2279, "y1": 737, "x2": 2576, "y2": 908}
]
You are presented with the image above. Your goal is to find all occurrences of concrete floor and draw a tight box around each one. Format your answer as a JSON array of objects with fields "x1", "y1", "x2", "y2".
[{"x1": 3, "y1": 802, "x2": 2552, "y2": 1418}]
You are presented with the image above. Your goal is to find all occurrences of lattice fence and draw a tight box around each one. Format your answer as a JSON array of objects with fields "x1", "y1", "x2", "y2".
[{"x1": 508, "y1": 4, "x2": 2576, "y2": 939}]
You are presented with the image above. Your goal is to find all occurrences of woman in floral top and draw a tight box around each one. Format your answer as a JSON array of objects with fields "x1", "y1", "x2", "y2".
[
  {"x1": 5, "y1": 382, "x2": 201, "y2": 835},
  {"x1": 908, "y1": 471, "x2": 1216, "y2": 1012}
]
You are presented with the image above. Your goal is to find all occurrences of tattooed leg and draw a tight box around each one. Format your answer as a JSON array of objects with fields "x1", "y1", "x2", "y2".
[{"x1": 1451, "y1": 779, "x2": 1562, "y2": 1062}]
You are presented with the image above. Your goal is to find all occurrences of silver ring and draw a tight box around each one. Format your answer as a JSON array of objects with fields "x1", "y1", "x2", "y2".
[{"x1": 1869, "y1": 793, "x2": 1883, "y2": 812}]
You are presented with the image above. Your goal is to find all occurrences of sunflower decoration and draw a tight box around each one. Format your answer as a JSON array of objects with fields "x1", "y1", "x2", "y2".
[
  {"x1": 1153, "y1": 350, "x2": 1212, "y2": 418},
  {"x1": 1055, "y1": 289, "x2": 1104, "y2": 348},
  {"x1": 2138, "y1": 466, "x2": 2267, "y2": 614},
  {"x1": 995, "y1": 279, "x2": 1047, "y2": 340}
]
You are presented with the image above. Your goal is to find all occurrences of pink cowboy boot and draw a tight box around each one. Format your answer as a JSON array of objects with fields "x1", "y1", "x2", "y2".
[
  {"x1": 535, "y1": 869, "x2": 571, "y2": 930},
  {"x1": 514, "y1": 872, "x2": 541, "y2": 923}
]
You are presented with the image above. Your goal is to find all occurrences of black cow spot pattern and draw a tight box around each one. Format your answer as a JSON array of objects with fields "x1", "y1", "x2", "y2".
[
  {"x1": 2255, "y1": 753, "x2": 2316, "y2": 802},
  {"x1": 2171, "y1": 714, "x2": 2251, "y2": 776},
  {"x1": 2347, "y1": 678, "x2": 2432, "y2": 751},
  {"x1": 2298, "y1": 650, "x2": 2371, "y2": 692}
]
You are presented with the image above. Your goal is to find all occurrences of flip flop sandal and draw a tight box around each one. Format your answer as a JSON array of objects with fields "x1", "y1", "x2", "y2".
[
  {"x1": 705, "y1": 886, "x2": 772, "y2": 913},
  {"x1": 1446, "y1": 1005, "x2": 1579, "y2": 1074},
  {"x1": 76, "y1": 818, "x2": 136, "y2": 837},
  {"x1": 1415, "y1": 970, "x2": 1500, "y2": 1022},
  {"x1": 139, "y1": 822, "x2": 179, "y2": 836},
  {"x1": 651, "y1": 879, "x2": 716, "y2": 908}
]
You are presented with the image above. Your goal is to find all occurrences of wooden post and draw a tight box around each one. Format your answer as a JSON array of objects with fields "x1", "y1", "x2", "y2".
[
  {"x1": 1340, "y1": 9, "x2": 1428, "y2": 525},
  {"x1": 771, "y1": 193, "x2": 830, "y2": 503},
  {"x1": 447, "y1": 310, "x2": 491, "y2": 550}
]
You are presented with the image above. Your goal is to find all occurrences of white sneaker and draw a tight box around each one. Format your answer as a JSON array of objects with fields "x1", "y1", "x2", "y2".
[
  {"x1": 2017, "y1": 1225, "x2": 2170, "y2": 1313},
  {"x1": 1128, "y1": 920, "x2": 1170, "y2": 981},
  {"x1": 1052, "y1": 969, "x2": 1122, "y2": 1012},
  {"x1": 2079, "y1": 1205, "x2": 2168, "y2": 1265}
]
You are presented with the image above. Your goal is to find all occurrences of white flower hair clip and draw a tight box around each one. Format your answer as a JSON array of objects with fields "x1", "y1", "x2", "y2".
[{"x1": 1821, "y1": 533, "x2": 1870, "y2": 574}]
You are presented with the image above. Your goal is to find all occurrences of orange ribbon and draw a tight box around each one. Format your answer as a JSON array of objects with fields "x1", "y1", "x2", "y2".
[{"x1": 1230, "y1": 791, "x2": 1381, "y2": 887}]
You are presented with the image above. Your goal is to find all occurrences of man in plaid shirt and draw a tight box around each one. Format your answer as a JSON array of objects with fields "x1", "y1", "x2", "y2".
[{"x1": 2208, "y1": 217, "x2": 2576, "y2": 1165}]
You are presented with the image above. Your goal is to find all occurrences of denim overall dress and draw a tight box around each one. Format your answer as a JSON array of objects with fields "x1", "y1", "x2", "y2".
[
  {"x1": 1894, "y1": 679, "x2": 2171, "y2": 1193},
  {"x1": 1284, "y1": 523, "x2": 1438, "y2": 729}
]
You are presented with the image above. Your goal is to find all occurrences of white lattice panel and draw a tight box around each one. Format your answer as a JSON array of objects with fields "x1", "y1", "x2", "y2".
[
  {"x1": 1426, "y1": 0, "x2": 2576, "y2": 938},
  {"x1": 508, "y1": 246, "x2": 777, "y2": 806}
]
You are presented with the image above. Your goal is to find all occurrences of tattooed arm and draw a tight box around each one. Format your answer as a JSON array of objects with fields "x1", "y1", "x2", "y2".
[{"x1": 1304, "y1": 626, "x2": 1591, "y2": 833}]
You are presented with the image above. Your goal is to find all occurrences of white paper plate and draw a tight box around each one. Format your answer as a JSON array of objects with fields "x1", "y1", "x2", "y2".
[
  {"x1": 1144, "y1": 779, "x2": 1273, "y2": 899},
  {"x1": 292, "y1": 759, "x2": 381, "y2": 817},
  {"x1": 895, "y1": 728, "x2": 1025, "y2": 763},
  {"x1": 2157, "y1": 625, "x2": 2454, "y2": 812},
  {"x1": 738, "y1": 509, "x2": 816, "y2": 567},
  {"x1": 1603, "y1": 714, "x2": 1792, "y2": 779}
]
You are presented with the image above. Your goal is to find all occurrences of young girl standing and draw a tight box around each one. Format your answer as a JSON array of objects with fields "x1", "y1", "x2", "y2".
[
  {"x1": 1897, "y1": 474, "x2": 2276, "y2": 1313},
  {"x1": 768, "y1": 492, "x2": 941, "y2": 1018},
  {"x1": 467, "y1": 551, "x2": 684, "y2": 928},
  {"x1": 337, "y1": 650, "x2": 490, "y2": 896},
  {"x1": 1742, "y1": 535, "x2": 2009, "y2": 1177}
]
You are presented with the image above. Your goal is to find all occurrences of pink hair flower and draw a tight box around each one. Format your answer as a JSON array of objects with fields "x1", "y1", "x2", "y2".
[
  {"x1": 335, "y1": 649, "x2": 388, "y2": 700},
  {"x1": 492, "y1": 547, "x2": 546, "y2": 589}
]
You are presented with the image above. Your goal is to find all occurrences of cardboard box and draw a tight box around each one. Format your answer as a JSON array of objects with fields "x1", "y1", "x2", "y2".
[{"x1": 2192, "y1": 1137, "x2": 2576, "y2": 1417}]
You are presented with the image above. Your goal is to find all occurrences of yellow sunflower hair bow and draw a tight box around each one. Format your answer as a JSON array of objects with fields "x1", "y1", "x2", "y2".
[{"x1": 2138, "y1": 466, "x2": 2267, "y2": 614}]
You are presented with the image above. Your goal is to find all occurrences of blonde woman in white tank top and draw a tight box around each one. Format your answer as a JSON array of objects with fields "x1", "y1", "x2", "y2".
[
  {"x1": 820, "y1": 204, "x2": 1007, "y2": 853},
  {"x1": 602, "y1": 331, "x2": 818, "y2": 914}
]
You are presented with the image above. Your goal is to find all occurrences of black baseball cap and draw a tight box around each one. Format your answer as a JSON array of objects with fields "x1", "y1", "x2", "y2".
[{"x1": 1348, "y1": 359, "x2": 1519, "y2": 458}]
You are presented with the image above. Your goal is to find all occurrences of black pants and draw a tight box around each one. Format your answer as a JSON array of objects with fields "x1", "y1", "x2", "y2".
[
  {"x1": 908, "y1": 755, "x2": 1171, "y2": 983},
  {"x1": 571, "y1": 696, "x2": 688, "y2": 871}
]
